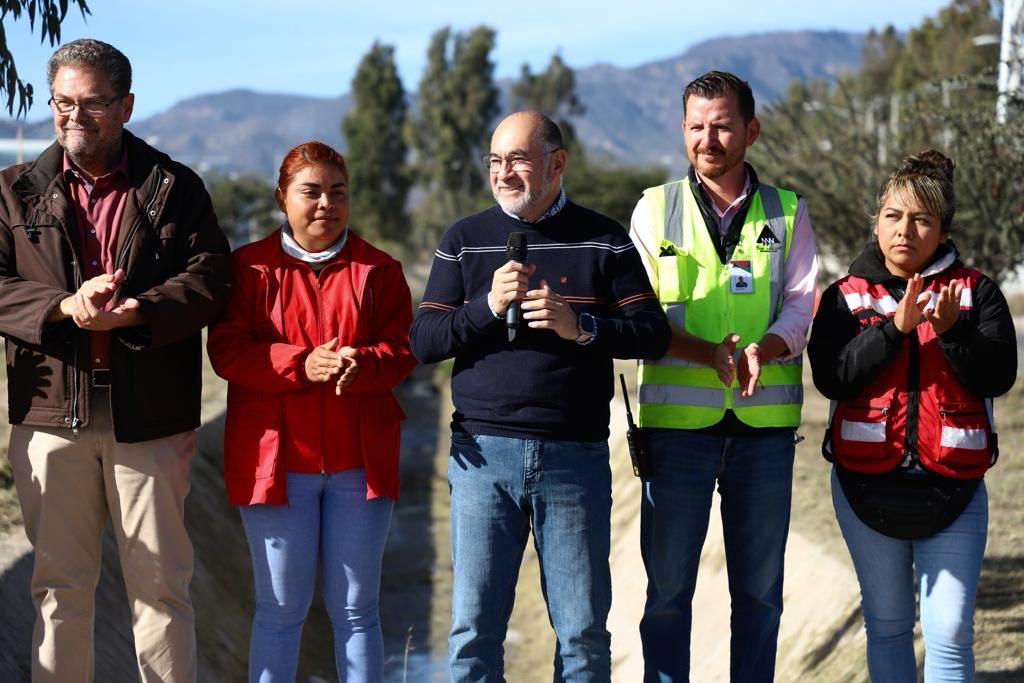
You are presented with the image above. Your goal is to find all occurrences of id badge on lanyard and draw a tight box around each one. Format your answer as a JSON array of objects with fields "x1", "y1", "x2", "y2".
[{"x1": 729, "y1": 260, "x2": 753, "y2": 294}]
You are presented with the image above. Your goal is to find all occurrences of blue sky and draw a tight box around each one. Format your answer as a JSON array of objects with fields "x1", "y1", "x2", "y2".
[{"x1": 5, "y1": 0, "x2": 957, "y2": 121}]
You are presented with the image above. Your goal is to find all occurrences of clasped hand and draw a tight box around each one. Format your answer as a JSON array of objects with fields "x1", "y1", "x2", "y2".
[
  {"x1": 55, "y1": 269, "x2": 141, "y2": 330},
  {"x1": 710, "y1": 333, "x2": 761, "y2": 398},
  {"x1": 894, "y1": 273, "x2": 961, "y2": 335},
  {"x1": 304, "y1": 337, "x2": 359, "y2": 395},
  {"x1": 489, "y1": 260, "x2": 577, "y2": 340}
]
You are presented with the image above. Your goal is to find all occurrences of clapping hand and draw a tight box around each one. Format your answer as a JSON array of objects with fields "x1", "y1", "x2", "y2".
[
  {"x1": 894, "y1": 274, "x2": 962, "y2": 335},
  {"x1": 924, "y1": 279, "x2": 963, "y2": 335}
]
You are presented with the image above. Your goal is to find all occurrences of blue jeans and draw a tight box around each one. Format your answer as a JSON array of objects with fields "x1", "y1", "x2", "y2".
[
  {"x1": 447, "y1": 432, "x2": 612, "y2": 682},
  {"x1": 639, "y1": 428, "x2": 795, "y2": 683},
  {"x1": 239, "y1": 469, "x2": 394, "y2": 683},
  {"x1": 832, "y1": 467, "x2": 988, "y2": 682}
]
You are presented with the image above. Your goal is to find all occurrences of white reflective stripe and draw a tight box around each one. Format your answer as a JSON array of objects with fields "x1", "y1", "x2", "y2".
[
  {"x1": 840, "y1": 419, "x2": 886, "y2": 443},
  {"x1": 640, "y1": 381, "x2": 801, "y2": 408},
  {"x1": 639, "y1": 383, "x2": 725, "y2": 408},
  {"x1": 645, "y1": 354, "x2": 801, "y2": 369},
  {"x1": 663, "y1": 181, "x2": 684, "y2": 246},
  {"x1": 842, "y1": 291, "x2": 897, "y2": 315},
  {"x1": 960, "y1": 287, "x2": 973, "y2": 308},
  {"x1": 921, "y1": 286, "x2": 974, "y2": 314},
  {"x1": 666, "y1": 302, "x2": 685, "y2": 329},
  {"x1": 940, "y1": 426, "x2": 988, "y2": 450},
  {"x1": 646, "y1": 355, "x2": 704, "y2": 368},
  {"x1": 734, "y1": 384, "x2": 803, "y2": 407},
  {"x1": 758, "y1": 185, "x2": 788, "y2": 318}
]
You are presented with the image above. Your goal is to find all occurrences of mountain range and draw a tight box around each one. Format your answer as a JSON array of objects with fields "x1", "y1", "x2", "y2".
[{"x1": 1, "y1": 30, "x2": 866, "y2": 179}]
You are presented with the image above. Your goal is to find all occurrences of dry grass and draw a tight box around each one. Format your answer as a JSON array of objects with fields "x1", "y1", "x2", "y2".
[
  {"x1": 788, "y1": 377, "x2": 1024, "y2": 679},
  {"x1": 1005, "y1": 291, "x2": 1024, "y2": 318}
]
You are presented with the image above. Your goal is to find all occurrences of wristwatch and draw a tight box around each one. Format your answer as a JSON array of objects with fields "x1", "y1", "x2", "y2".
[{"x1": 575, "y1": 312, "x2": 597, "y2": 345}]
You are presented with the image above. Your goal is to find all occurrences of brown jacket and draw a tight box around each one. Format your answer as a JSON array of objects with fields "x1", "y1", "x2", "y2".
[{"x1": 0, "y1": 131, "x2": 230, "y2": 442}]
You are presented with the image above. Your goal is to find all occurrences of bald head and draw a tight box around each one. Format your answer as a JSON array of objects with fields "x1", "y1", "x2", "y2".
[
  {"x1": 488, "y1": 111, "x2": 567, "y2": 222},
  {"x1": 492, "y1": 111, "x2": 564, "y2": 151}
]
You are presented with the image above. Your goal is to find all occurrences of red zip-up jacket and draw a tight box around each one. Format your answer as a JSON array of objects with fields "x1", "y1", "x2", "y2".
[{"x1": 208, "y1": 228, "x2": 415, "y2": 504}]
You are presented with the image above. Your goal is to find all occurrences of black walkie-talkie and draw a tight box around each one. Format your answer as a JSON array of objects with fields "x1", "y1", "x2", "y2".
[{"x1": 619, "y1": 373, "x2": 652, "y2": 479}]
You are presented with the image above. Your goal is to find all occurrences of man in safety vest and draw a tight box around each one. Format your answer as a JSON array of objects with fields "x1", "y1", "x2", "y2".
[{"x1": 628, "y1": 70, "x2": 819, "y2": 682}]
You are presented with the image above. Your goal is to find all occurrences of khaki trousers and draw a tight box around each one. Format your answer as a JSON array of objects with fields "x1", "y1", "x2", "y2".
[{"x1": 8, "y1": 389, "x2": 197, "y2": 683}]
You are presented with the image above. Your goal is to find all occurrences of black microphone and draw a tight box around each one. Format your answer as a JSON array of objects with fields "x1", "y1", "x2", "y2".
[{"x1": 505, "y1": 232, "x2": 527, "y2": 342}]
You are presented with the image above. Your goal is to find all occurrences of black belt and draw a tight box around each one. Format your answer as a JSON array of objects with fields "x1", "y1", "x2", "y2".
[{"x1": 92, "y1": 368, "x2": 112, "y2": 388}]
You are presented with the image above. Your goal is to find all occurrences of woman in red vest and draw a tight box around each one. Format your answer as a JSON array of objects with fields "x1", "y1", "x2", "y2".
[
  {"x1": 208, "y1": 141, "x2": 415, "y2": 682},
  {"x1": 808, "y1": 150, "x2": 1017, "y2": 682}
]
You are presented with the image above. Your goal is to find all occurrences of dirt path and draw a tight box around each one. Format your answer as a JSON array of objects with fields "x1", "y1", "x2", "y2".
[{"x1": 605, "y1": 361, "x2": 865, "y2": 682}]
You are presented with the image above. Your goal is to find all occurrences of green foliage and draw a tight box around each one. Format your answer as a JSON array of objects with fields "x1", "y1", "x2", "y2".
[
  {"x1": 406, "y1": 26, "x2": 499, "y2": 250},
  {"x1": 564, "y1": 160, "x2": 667, "y2": 228},
  {"x1": 510, "y1": 51, "x2": 667, "y2": 228},
  {"x1": 0, "y1": 0, "x2": 91, "y2": 117},
  {"x1": 751, "y1": 0, "x2": 1024, "y2": 282},
  {"x1": 510, "y1": 54, "x2": 584, "y2": 153},
  {"x1": 342, "y1": 42, "x2": 410, "y2": 247},
  {"x1": 206, "y1": 174, "x2": 278, "y2": 247}
]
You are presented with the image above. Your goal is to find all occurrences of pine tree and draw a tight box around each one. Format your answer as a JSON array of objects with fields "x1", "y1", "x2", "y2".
[
  {"x1": 509, "y1": 51, "x2": 667, "y2": 227},
  {"x1": 510, "y1": 54, "x2": 584, "y2": 152},
  {"x1": 407, "y1": 26, "x2": 499, "y2": 248},
  {"x1": 342, "y1": 42, "x2": 410, "y2": 247}
]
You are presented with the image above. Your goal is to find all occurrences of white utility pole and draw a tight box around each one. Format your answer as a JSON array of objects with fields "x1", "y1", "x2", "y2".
[{"x1": 998, "y1": 0, "x2": 1024, "y2": 123}]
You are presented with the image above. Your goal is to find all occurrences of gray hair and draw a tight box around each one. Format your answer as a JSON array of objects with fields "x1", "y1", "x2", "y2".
[
  {"x1": 533, "y1": 113, "x2": 564, "y2": 151},
  {"x1": 47, "y1": 39, "x2": 132, "y2": 96}
]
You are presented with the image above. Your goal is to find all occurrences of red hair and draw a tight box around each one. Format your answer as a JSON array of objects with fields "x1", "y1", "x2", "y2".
[{"x1": 276, "y1": 141, "x2": 349, "y2": 193}]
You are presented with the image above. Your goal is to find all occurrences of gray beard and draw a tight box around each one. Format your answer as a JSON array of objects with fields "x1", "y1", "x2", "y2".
[{"x1": 495, "y1": 187, "x2": 545, "y2": 217}]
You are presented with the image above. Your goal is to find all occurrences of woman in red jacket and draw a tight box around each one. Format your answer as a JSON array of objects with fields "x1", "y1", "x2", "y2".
[
  {"x1": 208, "y1": 141, "x2": 415, "y2": 682},
  {"x1": 808, "y1": 150, "x2": 1017, "y2": 681}
]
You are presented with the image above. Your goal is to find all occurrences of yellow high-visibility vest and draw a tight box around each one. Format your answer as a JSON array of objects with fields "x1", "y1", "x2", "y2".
[{"x1": 638, "y1": 178, "x2": 803, "y2": 429}]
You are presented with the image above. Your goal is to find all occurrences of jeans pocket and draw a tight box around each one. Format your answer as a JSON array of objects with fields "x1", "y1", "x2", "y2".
[{"x1": 449, "y1": 431, "x2": 485, "y2": 469}]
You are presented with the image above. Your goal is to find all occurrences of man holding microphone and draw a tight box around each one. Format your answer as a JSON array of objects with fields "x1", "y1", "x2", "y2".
[{"x1": 411, "y1": 111, "x2": 669, "y2": 681}]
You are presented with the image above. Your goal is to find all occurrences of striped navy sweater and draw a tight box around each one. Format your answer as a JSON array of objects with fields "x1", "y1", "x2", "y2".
[{"x1": 410, "y1": 201, "x2": 670, "y2": 441}]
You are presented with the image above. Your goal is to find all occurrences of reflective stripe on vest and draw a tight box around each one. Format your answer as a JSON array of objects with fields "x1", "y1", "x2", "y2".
[
  {"x1": 824, "y1": 266, "x2": 997, "y2": 479},
  {"x1": 638, "y1": 179, "x2": 802, "y2": 429}
]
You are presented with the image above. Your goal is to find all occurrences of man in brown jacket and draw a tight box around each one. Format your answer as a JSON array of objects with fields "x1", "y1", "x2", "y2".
[{"x1": 0, "y1": 39, "x2": 229, "y2": 682}]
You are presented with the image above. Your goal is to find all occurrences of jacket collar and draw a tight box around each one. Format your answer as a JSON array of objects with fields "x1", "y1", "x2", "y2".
[
  {"x1": 12, "y1": 130, "x2": 171, "y2": 202},
  {"x1": 685, "y1": 162, "x2": 761, "y2": 263},
  {"x1": 849, "y1": 240, "x2": 961, "y2": 285},
  {"x1": 240, "y1": 226, "x2": 392, "y2": 273}
]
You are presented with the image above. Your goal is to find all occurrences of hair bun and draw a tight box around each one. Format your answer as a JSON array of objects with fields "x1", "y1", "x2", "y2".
[{"x1": 902, "y1": 149, "x2": 955, "y2": 183}]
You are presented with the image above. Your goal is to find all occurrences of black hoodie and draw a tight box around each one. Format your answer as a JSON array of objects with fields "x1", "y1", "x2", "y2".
[{"x1": 807, "y1": 240, "x2": 1017, "y2": 538}]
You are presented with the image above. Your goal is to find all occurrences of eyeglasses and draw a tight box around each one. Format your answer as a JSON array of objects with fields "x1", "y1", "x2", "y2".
[
  {"x1": 48, "y1": 95, "x2": 125, "y2": 117},
  {"x1": 482, "y1": 148, "x2": 562, "y2": 174}
]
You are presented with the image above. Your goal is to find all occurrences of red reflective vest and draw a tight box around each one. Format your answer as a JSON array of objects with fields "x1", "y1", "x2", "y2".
[{"x1": 826, "y1": 265, "x2": 995, "y2": 479}]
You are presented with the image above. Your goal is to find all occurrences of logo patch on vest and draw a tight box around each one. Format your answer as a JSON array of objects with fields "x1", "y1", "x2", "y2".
[{"x1": 755, "y1": 225, "x2": 781, "y2": 253}]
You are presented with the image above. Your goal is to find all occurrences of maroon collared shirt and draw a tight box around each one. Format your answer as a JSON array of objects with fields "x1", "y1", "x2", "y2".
[{"x1": 63, "y1": 151, "x2": 130, "y2": 371}]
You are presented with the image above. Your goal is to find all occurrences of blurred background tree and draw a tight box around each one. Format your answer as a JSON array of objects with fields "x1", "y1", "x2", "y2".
[
  {"x1": 509, "y1": 52, "x2": 668, "y2": 227},
  {"x1": 343, "y1": 41, "x2": 410, "y2": 253},
  {"x1": 207, "y1": 174, "x2": 277, "y2": 248},
  {"x1": 405, "y1": 26, "x2": 499, "y2": 253},
  {"x1": 0, "y1": 0, "x2": 90, "y2": 116},
  {"x1": 752, "y1": 0, "x2": 1023, "y2": 282}
]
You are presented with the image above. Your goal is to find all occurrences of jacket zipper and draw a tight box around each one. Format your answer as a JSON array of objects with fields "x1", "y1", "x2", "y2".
[
  {"x1": 55, "y1": 214, "x2": 84, "y2": 437},
  {"x1": 115, "y1": 169, "x2": 163, "y2": 273},
  {"x1": 315, "y1": 266, "x2": 326, "y2": 474}
]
